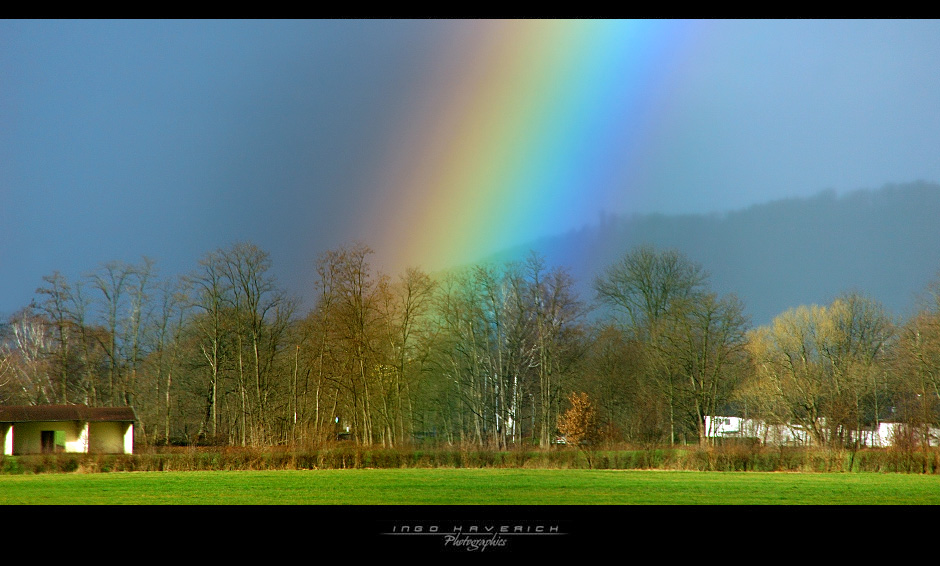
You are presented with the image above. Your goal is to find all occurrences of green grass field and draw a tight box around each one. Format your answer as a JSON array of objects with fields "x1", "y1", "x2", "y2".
[{"x1": 2, "y1": 468, "x2": 939, "y2": 504}]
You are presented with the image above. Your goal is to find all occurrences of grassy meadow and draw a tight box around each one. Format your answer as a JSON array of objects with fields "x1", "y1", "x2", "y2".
[{"x1": 2, "y1": 468, "x2": 940, "y2": 505}]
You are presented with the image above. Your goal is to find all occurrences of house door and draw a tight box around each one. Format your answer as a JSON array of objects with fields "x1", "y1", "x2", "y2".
[
  {"x1": 41, "y1": 430, "x2": 55, "y2": 453},
  {"x1": 40, "y1": 430, "x2": 64, "y2": 453}
]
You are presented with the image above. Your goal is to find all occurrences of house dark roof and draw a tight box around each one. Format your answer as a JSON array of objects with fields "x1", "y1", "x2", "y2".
[{"x1": 0, "y1": 405, "x2": 136, "y2": 423}]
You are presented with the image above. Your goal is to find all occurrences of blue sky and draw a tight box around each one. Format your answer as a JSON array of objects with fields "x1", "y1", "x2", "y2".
[{"x1": 2, "y1": 20, "x2": 940, "y2": 317}]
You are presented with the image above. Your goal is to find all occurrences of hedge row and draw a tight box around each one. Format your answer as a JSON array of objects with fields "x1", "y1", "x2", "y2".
[{"x1": 2, "y1": 445, "x2": 938, "y2": 474}]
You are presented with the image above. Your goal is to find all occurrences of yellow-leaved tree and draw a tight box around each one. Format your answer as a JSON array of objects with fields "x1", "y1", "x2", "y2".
[{"x1": 557, "y1": 391, "x2": 600, "y2": 467}]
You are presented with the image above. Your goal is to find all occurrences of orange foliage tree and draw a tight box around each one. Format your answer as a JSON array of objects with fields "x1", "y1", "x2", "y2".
[{"x1": 557, "y1": 391, "x2": 599, "y2": 447}]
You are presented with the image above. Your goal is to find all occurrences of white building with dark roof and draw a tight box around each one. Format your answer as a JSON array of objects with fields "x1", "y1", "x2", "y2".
[
  {"x1": 0, "y1": 405, "x2": 136, "y2": 455},
  {"x1": 705, "y1": 415, "x2": 940, "y2": 447}
]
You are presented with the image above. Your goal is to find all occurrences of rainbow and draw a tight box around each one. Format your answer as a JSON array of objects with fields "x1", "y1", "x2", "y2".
[{"x1": 360, "y1": 20, "x2": 704, "y2": 276}]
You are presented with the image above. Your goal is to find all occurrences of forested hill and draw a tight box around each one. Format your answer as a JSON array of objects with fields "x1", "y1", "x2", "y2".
[{"x1": 486, "y1": 181, "x2": 940, "y2": 326}]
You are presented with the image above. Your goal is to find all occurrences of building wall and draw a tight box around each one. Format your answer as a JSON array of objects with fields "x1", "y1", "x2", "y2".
[
  {"x1": 5, "y1": 420, "x2": 132, "y2": 455},
  {"x1": 706, "y1": 416, "x2": 811, "y2": 445},
  {"x1": 88, "y1": 421, "x2": 133, "y2": 454},
  {"x1": 705, "y1": 415, "x2": 940, "y2": 448},
  {"x1": 1, "y1": 424, "x2": 12, "y2": 456},
  {"x1": 10, "y1": 421, "x2": 87, "y2": 455},
  {"x1": 125, "y1": 423, "x2": 133, "y2": 454},
  {"x1": 705, "y1": 416, "x2": 743, "y2": 437},
  {"x1": 866, "y1": 422, "x2": 940, "y2": 447}
]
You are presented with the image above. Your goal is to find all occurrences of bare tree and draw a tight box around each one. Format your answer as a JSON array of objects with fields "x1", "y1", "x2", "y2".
[
  {"x1": 122, "y1": 257, "x2": 156, "y2": 408},
  {"x1": 67, "y1": 279, "x2": 104, "y2": 405},
  {"x1": 147, "y1": 276, "x2": 190, "y2": 444},
  {"x1": 654, "y1": 293, "x2": 749, "y2": 445},
  {"x1": 893, "y1": 277, "x2": 940, "y2": 452},
  {"x1": 431, "y1": 269, "x2": 488, "y2": 445},
  {"x1": 747, "y1": 305, "x2": 831, "y2": 446},
  {"x1": 594, "y1": 245, "x2": 708, "y2": 340},
  {"x1": 579, "y1": 323, "x2": 652, "y2": 443},
  {"x1": 311, "y1": 244, "x2": 384, "y2": 446},
  {"x1": 90, "y1": 261, "x2": 133, "y2": 405},
  {"x1": 425, "y1": 254, "x2": 586, "y2": 449},
  {"x1": 1, "y1": 307, "x2": 57, "y2": 404},
  {"x1": 219, "y1": 242, "x2": 294, "y2": 446},
  {"x1": 188, "y1": 248, "x2": 233, "y2": 441},
  {"x1": 382, "y1": 267, "x2": 437, "y2": 445},
  {"x1": 594, "y1": 246, "x2": 709, "y2": 445},
  {"x1": 527, "y1": 253, "x2": 587, "y2": 448},
  {"x1": 299, "y1": 249, "x2": 344, "y2": 444},
  {"x1": 36, "y1": 272, "x2": 74, "y2": 403},
  {"x1": 747, "y1": 295, "x2": 892, "y2": 448},
  {"x1": 820, "y1": 292, "x2": 893, "y2": 448}
]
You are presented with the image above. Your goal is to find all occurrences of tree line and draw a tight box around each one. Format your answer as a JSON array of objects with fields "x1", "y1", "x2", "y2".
[{"x1": 2, "y1": 241, "x2": 939, "y2": 449}]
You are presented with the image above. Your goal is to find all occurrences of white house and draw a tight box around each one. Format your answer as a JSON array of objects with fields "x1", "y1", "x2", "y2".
[
  {"x1": 705, "y1": 416, "x2": 811, "y2": 446},
  {"x1": 706, "y1": 415, "x2": 940, "y2": 448},
  {"x1": 0, "y1": 405, "x2": 136, "y2": 455},
  {"x1": 859, "y1": 421, "x2": 940, "y2": 448}
]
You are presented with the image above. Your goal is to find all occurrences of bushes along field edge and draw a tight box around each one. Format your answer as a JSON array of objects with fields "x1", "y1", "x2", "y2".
[{"x1": 1, "y1": 444, "x2": 939, "y2": 474}]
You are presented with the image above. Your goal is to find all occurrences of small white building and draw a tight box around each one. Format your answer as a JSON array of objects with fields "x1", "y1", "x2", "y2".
[
  {"x1": 0, "y1": 405, "x2": 136, "y2": 455},
  {"x1": 705, "y1": 416, "x2": 811, "y2": 446},
  {"x1": 859, "y1": 422, "x2": 940, "y2": 448},
  {"x1": 706, "y1": 416, "x2": 940, "y2": 448}
]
